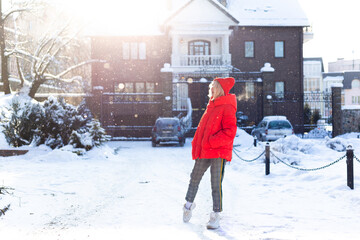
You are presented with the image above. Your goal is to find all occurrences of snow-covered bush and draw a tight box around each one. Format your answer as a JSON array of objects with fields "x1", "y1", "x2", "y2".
[
  {"x1": 1, "y1": 96, "x2": 109, "y2": 150},
  {"x1": 1, "y1": 99, "x2": 44, "y2": 147},
  {"x1": 69, "y1": 119, "x2": 110, "y2": 150}
]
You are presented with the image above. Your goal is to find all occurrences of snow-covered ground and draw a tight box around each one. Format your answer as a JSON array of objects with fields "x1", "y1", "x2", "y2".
[{"x1": 1, "y1": 129, "x2": 360, "y2": 239}]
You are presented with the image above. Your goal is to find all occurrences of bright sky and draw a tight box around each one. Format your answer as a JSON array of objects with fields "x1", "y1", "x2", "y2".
[{"x1": 298, "y1": 0, "x2": 360, "y2": 68}]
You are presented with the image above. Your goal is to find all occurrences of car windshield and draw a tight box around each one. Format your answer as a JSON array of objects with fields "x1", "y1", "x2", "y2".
[
  {"x1": 268, "y1": 120, "x2": 291, "y2": 129},
  {"x1": 156, "y1": 119, "x2": 179, "y2": 128}
]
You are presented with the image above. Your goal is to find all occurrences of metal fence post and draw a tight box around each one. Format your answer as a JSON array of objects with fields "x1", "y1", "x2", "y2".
[
  {"x1": 265, "y1": 142, "x2": 270, "y2": 175},
  {"x1": 346, "y1": 145, "x2": 354, "y2": 190}
]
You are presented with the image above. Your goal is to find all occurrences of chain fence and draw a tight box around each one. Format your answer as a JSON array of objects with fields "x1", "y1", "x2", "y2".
[
  {"x1": 232, "y1": 149, "x2": 265, "y2": 162},
  {"x1": 355, "y1": 154, "x2": 360, "y2": 164},
  {"x1": 233, "y1": 144, "x2": 254, "y2": 153},
  {"x1": 270, "y1": 151, "x2": 347, "y2": 171},
  {"x1": 232, "y1": 143, "x2": 358, "y2": 189},
  {"x1": 233, "y1": 145, "x2": 356, "y2": 171}
]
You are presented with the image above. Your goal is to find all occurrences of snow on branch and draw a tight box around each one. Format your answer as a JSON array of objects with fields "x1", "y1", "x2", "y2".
[
  {"x1": 6, "y1": 48, "x2": 40, "y2": 61},
  {"x1": 56, "y1": 59, "x2": 105, "y2": 78},
  {"x1": 43, "y1": 59, "x2": 105, "y2": 83},
  {"x1": 2, "y1": 8, "x2": 29, "y2": 22}
]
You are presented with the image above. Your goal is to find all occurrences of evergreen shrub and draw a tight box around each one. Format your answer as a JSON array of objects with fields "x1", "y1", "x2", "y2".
[{"x1": 1, "y1": 96, "x2": 109, "y2": 150}]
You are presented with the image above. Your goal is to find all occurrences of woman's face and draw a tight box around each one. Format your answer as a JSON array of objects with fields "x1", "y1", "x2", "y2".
[{"x1": 211, "y1": 82, "x2": 215, "y2": 97}]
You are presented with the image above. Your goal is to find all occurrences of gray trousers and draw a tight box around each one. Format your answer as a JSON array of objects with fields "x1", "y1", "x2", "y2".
[{"x1": 185, "y1": 158, "x2": 226, "y2": 212}]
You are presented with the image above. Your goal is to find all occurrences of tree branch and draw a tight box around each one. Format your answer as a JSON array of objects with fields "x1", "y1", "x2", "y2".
[
  {"x1": 56, "y1": 59, "x2": 104, "y2": 78},
  {"x1": 16, "y1": 57, "x2": 26, "y2": 87},
  {"x1": 39, "y1": 29, "x2": 80, "y2": 76},
  {"x1": 2, "y1": 8, "x2": 29, "y2": 23}
]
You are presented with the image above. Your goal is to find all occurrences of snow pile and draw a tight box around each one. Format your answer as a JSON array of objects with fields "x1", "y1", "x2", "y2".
[
  {"x1": 0, "y1": 132, "x2": 10, "y2": 148},
  {"x1": 233, "y1": 128, "x2": 253, "y2": 148},
  {"x1": 307, "y1": 127, "x2": 332, "y2": 138},
  {"x1": 271, "y1": 135, "x2": 314, "y2": 154},
  {"x1": 325, "y1": 137, "x2": 348, "y2": 152}
]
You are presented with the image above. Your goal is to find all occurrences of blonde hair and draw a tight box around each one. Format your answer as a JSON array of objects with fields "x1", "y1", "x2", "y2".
[{"x1": 208, "y1": 80, "x2": 225, "y2": 100}]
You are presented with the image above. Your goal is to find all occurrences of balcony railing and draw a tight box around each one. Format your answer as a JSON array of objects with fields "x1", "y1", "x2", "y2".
[{"x1": 178, "y1": 54, "x2": 230, "y2": 67}]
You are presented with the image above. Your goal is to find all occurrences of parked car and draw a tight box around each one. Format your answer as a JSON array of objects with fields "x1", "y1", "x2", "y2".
[
  {"x1": 151, "y1": 117, "x2": 185, "y2": 147},
  {"x1": 251, "y1": 116, "x2": 294, "y2": 141}
]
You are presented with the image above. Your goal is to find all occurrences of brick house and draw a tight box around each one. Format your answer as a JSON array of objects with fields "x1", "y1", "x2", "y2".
[{"x1": 88, "y1": 0, "x2": 310, "y2": 137}]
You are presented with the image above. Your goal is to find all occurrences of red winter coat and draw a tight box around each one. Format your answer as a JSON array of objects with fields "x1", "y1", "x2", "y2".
[{"x1": 191, "y1": 78, "x2": 237, "y2": 161}]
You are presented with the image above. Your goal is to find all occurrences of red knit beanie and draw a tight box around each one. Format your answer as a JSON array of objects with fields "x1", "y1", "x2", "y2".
[{"x1": 214, "y1": 77, "x2": 235, "y2": 95}]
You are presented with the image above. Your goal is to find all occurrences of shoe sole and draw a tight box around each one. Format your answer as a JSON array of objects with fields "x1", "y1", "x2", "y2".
[{"x1": 207, "y1": 225, "x2": 219, "y2": 229}]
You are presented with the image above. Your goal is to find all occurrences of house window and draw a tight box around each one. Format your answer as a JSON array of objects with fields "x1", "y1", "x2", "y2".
[
  {"x1": 352, "y1": 96, "x2": 360, "y2": 104},
  {"x1": 135, "y1": 82, "x2": 145, "y2": 101},
  {"x1": 188, "y1": 40, "x2": 211, "y2": 55},
  {"x1": 275, "y1": 81, "x2": 284, "y2": 98},
  {"x1": 122, "y1": 42, "x2": 147, "y2": 60},
  {"x1": 275, "y1": 41, "x2": 284, "y2": 58},
  {"x1": 245, "y1": 41, "x2": 254, "y2": 58},
  {"x1": 139, "y1": 42, "x2": 146, "y2": 60},
  {"x1": 173, "y1": 82, "x2": 188, "y2": 110},
  {"x1": 352, "y1": 79, "x2": 360, "y2": 89},
  {"x1": 135, "y1": 82, "x2": 145, "y2": 93},
  {"x1": 146, "y1": 82, "x2": 155, "y2": 101},
  {"x1": 304, "y1": 78, "x2": 308, "y2": 92},
  {"x1": 245, "y1": 82, "x2": 254, "y2": 99},
  {"x1": 131, "y1": 43, "x2": 138, "y2": 59},
  {"x1": 115, "y1": 82, "x2": 157, "y2": 102},
  {"x1": 122, "y1": 43, "x2": 130, "y2": 59}
]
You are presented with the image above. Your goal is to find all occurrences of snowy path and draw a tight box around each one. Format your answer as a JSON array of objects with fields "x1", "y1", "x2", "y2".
[{"x1": 1, "y1": 135, "x2": 360, "y2": 239}]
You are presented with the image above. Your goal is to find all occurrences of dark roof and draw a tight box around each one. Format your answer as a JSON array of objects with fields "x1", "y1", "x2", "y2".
[
  {"x1": 343, "y1": 71, "x2": 360, "y2": 89},
  {"x1": 322, "y1": 72, "x2": 343, "y2": 78},
  {"x1": 165, "y1": 0, "x2": 239, "y2": 25}
]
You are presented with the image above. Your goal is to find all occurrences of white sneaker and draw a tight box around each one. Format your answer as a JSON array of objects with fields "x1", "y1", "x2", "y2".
[
  {"x1": 206, "y1": 212, "x2": 220, "y2": 229},
  {"x1": 183, "y1": 202, "x2": 196, "y2": 222}
]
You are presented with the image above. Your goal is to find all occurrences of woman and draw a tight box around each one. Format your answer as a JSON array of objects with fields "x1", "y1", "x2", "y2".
[{"x1": 183, "y1": 77, "x2": 237, "y2": 229}]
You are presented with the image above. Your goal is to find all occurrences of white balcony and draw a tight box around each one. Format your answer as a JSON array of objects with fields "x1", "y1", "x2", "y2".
[{"x1": 173, "y1": 54, "x2": 231, "y2": 67}]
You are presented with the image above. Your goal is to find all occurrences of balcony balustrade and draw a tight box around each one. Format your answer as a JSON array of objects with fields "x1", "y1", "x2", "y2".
[{"x1": 176, "y1": 54, "x2": 231, "y2": 67}]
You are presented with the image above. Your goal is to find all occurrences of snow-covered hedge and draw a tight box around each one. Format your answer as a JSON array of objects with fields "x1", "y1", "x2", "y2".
[{"x1": 0, "y1": 96, "x2": 110, "y2": 150}]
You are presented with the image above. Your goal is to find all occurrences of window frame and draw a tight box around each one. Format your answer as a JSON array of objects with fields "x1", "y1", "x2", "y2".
[
  {"x1": 122, "y1": 42, "x2": 130, "y2": 60},
  {"x1": 245, "y1": 82, "x2": 255, "y2": 99},
  {"x1": 244, "y1": 41, "x2": 255, "y2": 58},
  {"x1": 188, "y1": 40, "x2": 211, "y2": 55},
  {"x1": 275, "y1": 81, "x2": 285, "y2": 99},
  {"x1": 122, "y1": 41, "x2": 147, "y2": 60},
  {"x1": 274, "y1": 41, "x2": 285, "y2": 58},
  {"x1": 351, "y1": 79, "x2": 360, "y2": 89}
]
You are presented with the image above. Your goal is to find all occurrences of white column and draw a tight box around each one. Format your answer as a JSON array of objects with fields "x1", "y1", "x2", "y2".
[
  {"x1": 172, "y1": 35, "x2": 179, "y2": 66},
  {"x1": 222, "y1": 34, "x2": 229, "y2": 54},
  {"x1": 222, "y1": 34, "x2": 230, "y2": 65}
]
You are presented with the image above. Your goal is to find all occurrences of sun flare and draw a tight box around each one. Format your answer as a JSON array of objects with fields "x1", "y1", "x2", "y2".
[{"x1": 63, "y1": 0, "x2": 169, "y2": 35}]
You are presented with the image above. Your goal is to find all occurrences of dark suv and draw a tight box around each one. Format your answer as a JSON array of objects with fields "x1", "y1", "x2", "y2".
[{"x1": 151, "y1": 117, "x2": 185, "y2": 147}]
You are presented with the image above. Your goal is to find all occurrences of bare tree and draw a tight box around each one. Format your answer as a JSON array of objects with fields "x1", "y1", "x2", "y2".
[
  {"x1": 0, "y1": 0, "x2": 31, "y2": 94},
  {"x1": 6, "y1": 2, "x2": 103, "y2": 98},
  {"x1": 12, "y1": 26, "x2": 100, "y2": 98}
]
